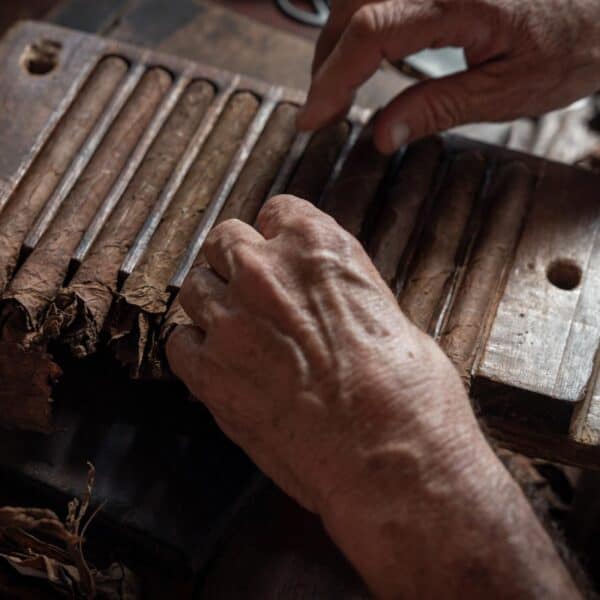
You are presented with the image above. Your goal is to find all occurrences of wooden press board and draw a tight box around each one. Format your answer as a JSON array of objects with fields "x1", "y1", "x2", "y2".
[{"x1": 0, "y1": 21, "x2": 600, "y2": 468}]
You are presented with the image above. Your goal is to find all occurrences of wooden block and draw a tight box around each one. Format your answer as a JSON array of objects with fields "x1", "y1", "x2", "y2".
[
  {"x1": 474, "y1": 164, "x2": 600, "y2": 412},
  {"x1": 2, "y1": 22, "x2": 600, "y2": 469}
]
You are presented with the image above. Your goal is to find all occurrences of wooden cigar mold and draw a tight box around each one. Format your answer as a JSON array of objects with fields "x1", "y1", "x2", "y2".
[{"x1": 2, "y1": 22, "x2": 600, "y2": 469}]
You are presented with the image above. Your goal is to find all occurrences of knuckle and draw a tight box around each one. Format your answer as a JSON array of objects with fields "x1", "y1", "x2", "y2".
[
  {"x1": 257, "y1": 195, "x2": 293, "y2": 231},
  {"x1": 422, "y1": 85, "x2": 466, "y2": 132},
  {"x1": 206, "y1": 219, "x2": 237, "y2": 248},
  {"x1": 183, "y1": 267, "x2": 212, "y2": 301},
  {"x1": 233, "y1": 243, "x2": 265, "y2": 278},
  {"x1": 295, "y1": 216, "x2": 326, "y2": 245},
  {"x1": 350, "y1": 5, "x2": 385, "y2": 40}
]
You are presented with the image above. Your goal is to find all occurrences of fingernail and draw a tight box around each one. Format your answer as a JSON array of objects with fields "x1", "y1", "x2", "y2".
[{"x1": 389, "y1": 122, "x2": 411, "y2": 152}]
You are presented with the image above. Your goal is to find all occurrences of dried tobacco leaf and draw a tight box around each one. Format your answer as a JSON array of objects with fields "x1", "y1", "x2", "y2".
[{"x1": 0, "y1": 464, "x2": 139, "y2": 598}]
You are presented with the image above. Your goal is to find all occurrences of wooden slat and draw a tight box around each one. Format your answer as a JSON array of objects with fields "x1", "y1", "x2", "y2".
[
  {"x1": 441, "y1": 162, "x2": 535, "y2": 381},
  {"x1": 399, "y1": 151, "x2": 486, "y2": 333},
  {"x1": 475, "y1": 164, "x2": 600, "y2": 404}
]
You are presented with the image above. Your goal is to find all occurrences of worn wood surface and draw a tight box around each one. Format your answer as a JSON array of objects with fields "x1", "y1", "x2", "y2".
[
  {"x1": 475, "y1": 164, "x2": 600, "y2": 406},
  {"x1": 400, "y1": 152, "x2": 486, "y2": 333},
  {"x1": 441, "y1": 162, "x2": 534, "y2": 382},
  {"x1": 1, "y1": 20, "x2": 599, "y2": 453}
]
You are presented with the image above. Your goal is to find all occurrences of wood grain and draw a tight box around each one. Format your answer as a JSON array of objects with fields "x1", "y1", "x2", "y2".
[
  {"x1": 475, "y1": 163, "x2": 600, "y2": 405},
  {"x1": 400, "y1": 151, "x2": 486, "y2": 333},
  {"x1": 441, "y1": 162, "x2": 535, "y2": 381}
]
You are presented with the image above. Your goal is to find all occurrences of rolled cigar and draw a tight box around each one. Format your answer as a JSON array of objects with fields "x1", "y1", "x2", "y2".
[
  {"x1": 48, "y1": 80, "x2": 215, "y2": 357},
  {"x1": 109, "y1": 92, "x2": 259, "y2": 375},
  {"x1": 441, "y1": 162, "x2": 534, "y2": 381},
  {"x1": 368, "y1": 137, "x2": 444, "y2": 286},
  {"x1": 400, "y1": 151, "x2": 486, "y2": 333},
  {"x1": 0, "y1": 68, "x2": 172, "y2": 345},
  {"x1": 286, "y1": 121, "x2": 349, "y2": 204},
  {"x1": 221, "y1": 103, "x2": 298, "y2": 224},
  {"x1": 154, "y1": 103, "x2": 299, "y2": 379},
  {"x1": 0, "y1": 57, "x2": 128, "y2": 292},
  {"x1": 320, "y1": 124, "x2": 390, "y2": 238}
]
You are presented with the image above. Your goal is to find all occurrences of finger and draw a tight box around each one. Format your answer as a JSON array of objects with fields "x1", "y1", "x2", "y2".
[
  {"x1": 179, "y1": 265, "x2": 227, "y2": 330},
  {"x1": 255, "y1": 194, "x2": 333, "y2": 240},
  {"x1": 373, "y1": 67, "x2": 505, "y2": 153},
  {"x1": 166, "y1": 325, "x2": 231, "y2": 407},
  {"x1": 166, "y1": 324, "x2": 206, "y2": 386},
  {"x1": 311, "y1": 0, "x2": 379, "y2": 76},
  {"x1": 203, "y1": 218, "x2": 264, "y2": 280},
  {"x1": 297, "y1": 1, "x2": 478, "y2": 131}
]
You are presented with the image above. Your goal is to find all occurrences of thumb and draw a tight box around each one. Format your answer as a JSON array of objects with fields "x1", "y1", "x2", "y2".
[{"x1": 373, "y1": 68, "x2": 503, "y2": 154}]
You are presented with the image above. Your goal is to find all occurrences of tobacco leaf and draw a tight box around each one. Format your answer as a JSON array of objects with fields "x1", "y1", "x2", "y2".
[{"x1": 0, "y1": 465, "x2": 139, "y2": 598}]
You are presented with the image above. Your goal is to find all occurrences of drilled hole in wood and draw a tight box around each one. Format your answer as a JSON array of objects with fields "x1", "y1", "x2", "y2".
[
  {"x1": 21, "y1": 40, "x2": 61, "y2": 76},
  {"x1": 547, "y1": 259, "x2": 582, "y2": 291}
]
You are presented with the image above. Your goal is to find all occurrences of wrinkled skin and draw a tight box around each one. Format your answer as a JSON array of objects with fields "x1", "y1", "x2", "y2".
[
  {"x1": 168, "y1": 196, "x2": 579, "y2": 598},
  {"x1": 297, "y1": 0, "x2": 600, "y2": 153},
  {"x1": 168, "y1": 196, "x2": 476, "y2": 511}
]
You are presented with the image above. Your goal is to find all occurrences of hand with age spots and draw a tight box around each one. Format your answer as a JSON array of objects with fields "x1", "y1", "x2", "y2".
[
  {"x1": 167, "y1": 196, "x2": 579, "y2": 599},
  {"x1": 297, "y1": 0, "x2": 600, "y2": 153}
]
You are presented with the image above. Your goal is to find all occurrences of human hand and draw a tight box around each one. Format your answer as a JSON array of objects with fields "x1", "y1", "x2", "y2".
[
  {"x1": 297, "y1": 0, "x2": 600, "y2": 153},
  {"x1": 166, "y1": 195, "x2": 482, "y2": 514},
  {"x1": 167, "y1": 196, "x2": 578, "y2": 598}
]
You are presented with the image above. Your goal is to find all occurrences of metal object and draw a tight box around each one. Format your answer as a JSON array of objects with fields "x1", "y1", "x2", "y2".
[
  {"x1": 169, "y1": 90, "x2": 281, "y2": 290},
  {"x1": 119, "y1": 78, "x2": 239, "y2": 279},
  {"x1": 276, "y1": 0, "x2": 330, "y2": 27},
  {"x1": 267, "y1": 131, "x2": 313, "y2": 197}
]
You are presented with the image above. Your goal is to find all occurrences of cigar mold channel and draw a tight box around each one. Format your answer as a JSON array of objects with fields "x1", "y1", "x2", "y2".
[{"x1": 2, "y1": 22, "x2": 600, "y2": 468}]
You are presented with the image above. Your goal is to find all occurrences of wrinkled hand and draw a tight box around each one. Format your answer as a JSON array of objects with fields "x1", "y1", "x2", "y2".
[
  {"x1": 167, "y1": 196, "x2": 579, "y2": 598},
  {"x1": 297, "y1": 0, "x2": 600, "y2": 153},
  {"x1": 167, "y1": 195, "x2": 481, "y2": 514}
]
